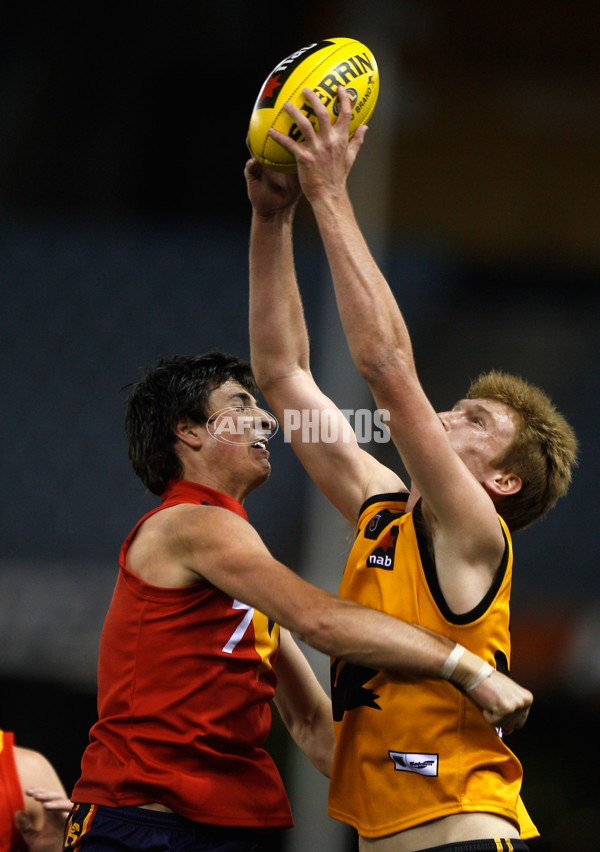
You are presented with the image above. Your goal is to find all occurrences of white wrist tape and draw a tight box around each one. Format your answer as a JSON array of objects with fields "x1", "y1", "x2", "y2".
[
  {"x1": 439, "y1": 643, "x2": 465, "y2": 680},
  {"x1": 465, "y1": 661, "x2": 494, "y2": 692}
]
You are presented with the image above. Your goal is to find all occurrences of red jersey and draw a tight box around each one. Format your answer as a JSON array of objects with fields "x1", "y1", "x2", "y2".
[
  {"x1": 0, "y1": 730, "x2": 26, "y2": 852},
  {"x1": 72, "y1": 480, "x2": 292, "y2": 828}
]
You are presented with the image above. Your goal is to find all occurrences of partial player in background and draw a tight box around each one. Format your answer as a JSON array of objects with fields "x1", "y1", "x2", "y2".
[
  {"x1": 246, "y1": 80, "x2": 577, "y2": 851},
  {"x1": 1, "y1": 729, "x2": 71, "y2": 852}
]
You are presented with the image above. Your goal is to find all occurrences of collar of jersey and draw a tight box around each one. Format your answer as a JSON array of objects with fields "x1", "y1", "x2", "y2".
[{"x1": 161, "y1": 479, "x2": 248, "y2": 522}]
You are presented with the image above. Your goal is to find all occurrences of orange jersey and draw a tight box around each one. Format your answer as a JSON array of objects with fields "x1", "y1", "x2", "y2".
[
  {"x1": 328, "y1": 493, "x2": 538, "y2": 840},
  {"x1": 72, "y1": 480, "x2": 292, "y2": 828}
]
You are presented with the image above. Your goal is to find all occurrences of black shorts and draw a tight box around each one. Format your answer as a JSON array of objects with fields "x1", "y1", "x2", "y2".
[
  {"x1": 63, "y1": 803, "x2": 278, "y2": 852},
  {"x1": 418, "y1": 840, "x2": 529, "y2": 852}
]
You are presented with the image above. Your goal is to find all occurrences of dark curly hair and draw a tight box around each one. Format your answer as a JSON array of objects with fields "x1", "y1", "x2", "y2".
[{"x1": 125, "y1": 351, "x2": 258, "y2": 495}]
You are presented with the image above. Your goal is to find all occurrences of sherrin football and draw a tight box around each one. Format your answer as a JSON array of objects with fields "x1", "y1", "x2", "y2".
[{"x1": 248, "y1": 37, "x2": 379, "y2": 173}]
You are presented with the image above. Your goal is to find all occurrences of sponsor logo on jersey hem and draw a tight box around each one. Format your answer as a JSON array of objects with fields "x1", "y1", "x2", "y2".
[{"x1": 388, "y1": 751, "x2": 438, "y2": 776}]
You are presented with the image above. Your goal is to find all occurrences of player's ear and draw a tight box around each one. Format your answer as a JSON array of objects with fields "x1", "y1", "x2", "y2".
[
  {"x1": 174, "y1": 417, "x2": 204, "y2": 449},
  {"x1": 486, "y1": 470, "x2": 522, "y2": 497}
]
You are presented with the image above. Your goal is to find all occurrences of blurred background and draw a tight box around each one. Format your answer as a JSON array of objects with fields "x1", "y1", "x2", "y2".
[{"x1": 1, "y1": 1, "x2": 599, "y2": 849}]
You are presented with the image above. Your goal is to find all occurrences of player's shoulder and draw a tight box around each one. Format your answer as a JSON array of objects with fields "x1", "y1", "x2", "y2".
[
  {"x1": 13, "y1": 745, "x2": 56, "y2": 785},
  {"x1": 161, "y1": 502, "x2": 259, "y2": 559},
  {"x1": 128, "y1": 502, "x2": 259, "y2": 587},
  {"x1": 14, "y1": 744, "x2": 45, "y2": 767},
  {"x1": 141, "y1": 500, "x2": 244, "y2": 546}
]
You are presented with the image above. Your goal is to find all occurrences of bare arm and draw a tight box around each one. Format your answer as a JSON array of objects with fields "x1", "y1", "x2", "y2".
[
  {"x1": 171, "y1": 504, "x2": 531, "y2": 731},
  {"x1": 246, "y1": 157, "x2": 404, "y2": 524},
  {"x1": 268, "y1": 88, "x2": 506, "y2": 606},
  {"x1": 273, "y1": 628, "x2": 335, "y2": 777},
  {"x1": 14, "y1": 747, "x2": 71, "y2": 852}
]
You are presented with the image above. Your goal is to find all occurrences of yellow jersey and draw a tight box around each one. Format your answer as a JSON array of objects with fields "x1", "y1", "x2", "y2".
[{"x1": 328, "y1": 493, "x2": 538, "y2": 840}]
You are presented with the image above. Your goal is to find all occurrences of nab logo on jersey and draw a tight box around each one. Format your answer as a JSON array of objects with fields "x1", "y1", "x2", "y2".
[{"x1": 366, "y1": 525, "x2": 398, "y2": 570}]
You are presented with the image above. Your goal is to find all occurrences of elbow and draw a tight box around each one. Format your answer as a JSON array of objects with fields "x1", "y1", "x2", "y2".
[
  {"x1": 354, "y1": 349, "x2": 413, "y2": 391},
  {"x1": 249, "y1": 355, "x2": 305, "y2": 397},
  {"x1": 354, "y1": 354, "x2": 385, "y2": 385},
  {"x1": 251, "y1": 365, "x2": 274, "y2": 396},
  {"x1": 250, "y1": 362, "x2": 291, "y2": 400},
  {"x1": 249, "y1": 349, "x2": 273, "y2": 393}
]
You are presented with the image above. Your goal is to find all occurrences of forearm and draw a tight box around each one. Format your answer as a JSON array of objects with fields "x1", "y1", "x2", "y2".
[
  {"x1": 275, "y1": 688, "x2": 335, "y2": 778},
  {"x1": 295, "y1": 597, "x2": 523, "y2": 723},
  {"x1": 267, "y1": 86, "x2": 414, "y2": 385},
  {"x1": 299, "y1": 696, "x2": 336, "y2": 777},
  {"x1": 310, "y1": 189, "x2": 415, "y2": 383},
  {"x1": 297, "y1": 594, "x2": 454, "y2": 679},
  {"x1": 249, "y1": 209, "x2": 311, "y2": 390},
  {"x1": 204, "y1": 518, "x2": 528, "y2": 729},
  {"x1": 274, "y1": 630, "x2": 335, "y2": 777},
  {"x1": 294, "y1": 599, "x2": 531, "y2": 730}
]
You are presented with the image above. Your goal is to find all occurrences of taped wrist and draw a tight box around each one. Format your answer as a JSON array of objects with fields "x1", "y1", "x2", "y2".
[
  {"x1": 440, "y1": 644, "x2": 495, "y2": 692},
  {"x1": 464, "y1": 661, "x2": 494, "y2": 692},
  {"x1": 439, "y1": 643, "x2": 465, "y2": 680}
]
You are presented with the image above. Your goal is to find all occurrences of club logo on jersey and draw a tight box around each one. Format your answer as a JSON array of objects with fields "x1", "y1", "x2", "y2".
[
  {"x1": 366, "y1": 524, "x2": 398, "y2": 570},
  {"x1": 330, "y1": 659, "x2": 381, "y2": 721},
  {"x1": 363, "y1": 504, "x2": 407, "y2": 540},
  {"x1": 368, "y1": 513, "x2": 382, "y2": 533},
  {"x1": 388, "y1": 751, "x2": 439, "y2": 776}
]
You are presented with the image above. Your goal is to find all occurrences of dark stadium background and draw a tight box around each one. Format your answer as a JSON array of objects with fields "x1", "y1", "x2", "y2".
[{"x1": 1, "y1": 2, "x2": 599, "y2": 850}]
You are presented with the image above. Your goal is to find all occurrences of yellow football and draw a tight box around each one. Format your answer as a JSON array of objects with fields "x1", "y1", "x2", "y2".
[{"x1": 248, "y1": 37, "x2": 379, "y2": 173}]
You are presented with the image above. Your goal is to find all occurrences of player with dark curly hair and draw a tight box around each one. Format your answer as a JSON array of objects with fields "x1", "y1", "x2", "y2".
[{"x1": 64, "y1": 348, "x2": 532, "y2": 852}]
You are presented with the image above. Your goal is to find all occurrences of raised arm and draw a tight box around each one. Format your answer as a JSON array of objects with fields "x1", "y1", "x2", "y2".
[
  {"x1": 267, "y1": 88, "x2": 506, "y2": 596},
  {"x1": 246, "y1": 157, "x2": 403, "y2": 523}
]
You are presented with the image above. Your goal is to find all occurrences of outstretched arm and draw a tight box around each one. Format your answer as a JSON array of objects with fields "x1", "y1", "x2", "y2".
[
  {"x1": 175, "y1": 504, "x2": 532, "y2": 733},
  {"x1": 246, "y1": 156, "x2": 404, "y2": 524},
  {"x1": 268, "y1": 88, "x2": 506, "y2": 607}
]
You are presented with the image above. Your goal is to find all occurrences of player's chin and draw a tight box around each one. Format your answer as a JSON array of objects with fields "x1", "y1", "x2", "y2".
[
  {"x1": 252, "y1": 460, "x2": 272, "y2": 484},
  {"x1": 247, "y1": 468, "x2": 271, "y2": 498}
]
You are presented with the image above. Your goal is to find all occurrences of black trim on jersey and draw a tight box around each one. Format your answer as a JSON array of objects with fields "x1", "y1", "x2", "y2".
[
  {"x1": 357, "y1": 492, "x2": 410, "y2": 523},
  {"x1": 412, "y1": 501, "x2": 510, "y2": 625}
]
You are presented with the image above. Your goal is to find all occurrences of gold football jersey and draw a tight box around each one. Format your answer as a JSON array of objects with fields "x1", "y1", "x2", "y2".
[{"x1": 328, "y1": 494, "x2": 538, "y2": 840}]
